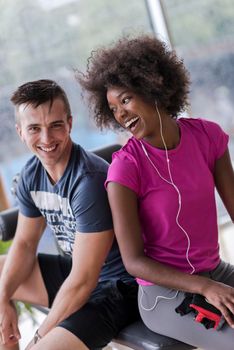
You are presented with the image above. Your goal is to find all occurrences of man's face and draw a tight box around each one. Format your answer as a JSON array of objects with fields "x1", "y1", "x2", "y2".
[{"x1": 16, "y1": 98, "x2": 73, "y2": 172}]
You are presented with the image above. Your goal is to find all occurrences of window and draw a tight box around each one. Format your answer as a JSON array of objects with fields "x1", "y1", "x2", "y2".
[
  {"x1": 0, "y1": 0, "x2": 151, "y2": 202},
  {"x1": 162, "y1": 0, "x2": 234, "y2": 153},
  {"x1": 162, "y1": 0, "x2": 234, "y2": 221}
]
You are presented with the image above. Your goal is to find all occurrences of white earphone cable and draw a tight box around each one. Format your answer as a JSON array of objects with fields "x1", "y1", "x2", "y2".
[
  {"x1": 139, "y1": 285, "x2": 179, "y2": 311},
  {"x1": 139, "y1": 101, "x2": 195, "y2": 312}
]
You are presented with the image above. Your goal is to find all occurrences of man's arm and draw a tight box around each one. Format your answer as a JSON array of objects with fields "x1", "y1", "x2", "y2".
[
  {"x1": 35, "y1": 228, "x2": 114, "y2": 338},
  {"x1": 0, "y1": 212, "x2": 46, "y2": 346}
]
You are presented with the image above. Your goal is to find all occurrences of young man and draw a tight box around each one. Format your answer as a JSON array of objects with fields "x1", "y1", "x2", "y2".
[{"x1": 0, "y1": 79, "x2": 138, "y2": 350}]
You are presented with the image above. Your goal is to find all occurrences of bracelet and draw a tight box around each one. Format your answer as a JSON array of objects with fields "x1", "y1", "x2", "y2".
[{"x1": 33, "y1": 329, "x2": 42, "y2": 344}]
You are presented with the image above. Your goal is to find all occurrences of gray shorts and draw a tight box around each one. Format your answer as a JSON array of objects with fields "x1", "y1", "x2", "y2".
[{"x1": 139, "y1": 260, "x2": 234, "y2": 350}]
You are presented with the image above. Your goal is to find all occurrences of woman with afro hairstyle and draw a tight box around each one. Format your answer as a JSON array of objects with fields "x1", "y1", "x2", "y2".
[{"x1": 78, "y1": 35, "x2": 234, "y2": 349}]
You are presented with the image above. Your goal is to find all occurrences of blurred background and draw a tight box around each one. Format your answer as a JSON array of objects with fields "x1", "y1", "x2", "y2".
[{"x1": 0, "y1": 0, "x2": 234, "y2": 224}]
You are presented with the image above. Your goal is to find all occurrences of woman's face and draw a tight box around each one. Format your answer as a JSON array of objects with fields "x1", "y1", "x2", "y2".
[{"x1": 107, "y1": 86, "x2": 159, "y2": 142}]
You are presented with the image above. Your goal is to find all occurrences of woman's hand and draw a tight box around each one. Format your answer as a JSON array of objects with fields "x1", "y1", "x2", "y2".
[{"x1": 202, "y1": 280, "x2": 234, "y2": 328}]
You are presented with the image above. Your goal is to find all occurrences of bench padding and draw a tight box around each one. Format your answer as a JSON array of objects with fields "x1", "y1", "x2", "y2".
[
  {"x1": 0, "y1": 207, "x2": 18, "y2": 241},
  {"x1": 114, "y1": 320, "x2": 195, "y2": 350}
]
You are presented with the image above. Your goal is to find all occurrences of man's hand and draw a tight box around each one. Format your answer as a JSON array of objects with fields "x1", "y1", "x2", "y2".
[{"x1": 0, "y1": 301, "x2": 20, "y2": 346}]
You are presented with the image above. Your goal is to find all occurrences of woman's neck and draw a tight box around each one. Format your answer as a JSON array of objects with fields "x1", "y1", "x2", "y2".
[{"x1": 144, "y1": 115, "x2": 180, "y2": 150}]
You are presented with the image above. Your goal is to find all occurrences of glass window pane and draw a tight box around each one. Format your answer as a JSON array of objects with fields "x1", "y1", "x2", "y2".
[
  {"x1": 0, "y1": 0, "x2": 152, "y2": 202},
  {"x1": 163, "y1": 0, "x2": 234, "y2": 153},
  {"x1": 163, "y1": 0, "x2": 234, "y2": 221}
]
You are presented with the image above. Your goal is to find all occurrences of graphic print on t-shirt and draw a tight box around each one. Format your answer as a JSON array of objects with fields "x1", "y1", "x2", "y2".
[{"x1": 31, "y1": 190, "x2": 76, "y2": 254}]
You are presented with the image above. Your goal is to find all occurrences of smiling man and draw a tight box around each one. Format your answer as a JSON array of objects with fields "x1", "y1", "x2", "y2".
[{"x1": 0, "y1": 79, "x2": 138, "y2": 350}]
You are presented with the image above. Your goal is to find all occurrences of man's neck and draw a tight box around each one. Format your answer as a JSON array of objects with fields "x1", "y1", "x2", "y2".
[{"x1": 43, "y1": 141, "x2": 73, "y2": 185}]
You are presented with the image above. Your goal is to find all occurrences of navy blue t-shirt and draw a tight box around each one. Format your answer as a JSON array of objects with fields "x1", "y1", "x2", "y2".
[{"x1": 17, "y1": 143, "x2": 130, "y2": 282}]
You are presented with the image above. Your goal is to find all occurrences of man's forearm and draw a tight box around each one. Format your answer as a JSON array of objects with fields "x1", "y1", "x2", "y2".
[
  {"x1": 38, "y1": 276, "x2": 95, "y2": 336},
  {"x1": 37, "y1": 229, "x2": 114, "y2": 338}
]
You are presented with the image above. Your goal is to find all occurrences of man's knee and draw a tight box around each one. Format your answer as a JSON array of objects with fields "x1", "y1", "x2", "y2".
[
  {"x1": 0, "y1": 255, "x2": 7, "y2": 274},
  {"x1": 11, "y1": 258, "x2": 48, "y2": 307},
  {"x1": 31, "y1": 327, "x2": 88, "y2": 350}
]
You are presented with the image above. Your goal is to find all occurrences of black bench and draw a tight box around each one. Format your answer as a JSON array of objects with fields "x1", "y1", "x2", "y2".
[{"x1": 0, "y1": 144, "x2": 196, "y2": 350}]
